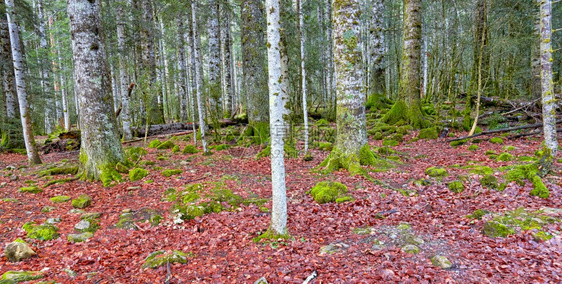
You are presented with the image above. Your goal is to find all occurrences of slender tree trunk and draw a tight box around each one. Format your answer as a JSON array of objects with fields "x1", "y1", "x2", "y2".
[
  {"x1": 369, "y1": 0, "x2": 385, "y2": 96},
  {"x1": 5, "y1": 0, "x2": 41, "y2": 164},
  {"x1": 38, "y1": 0, "x2": 54, "y2": 134},
  {"x1": 177, "y1": 18, "x2": 188, "y2": 123},
  {"x1": 158, "y1": 17, "x2": 170, "y2": 122},
  {"x1": 186, "y1": 3, "x2": 197, "y2": 145},
  {"x1": 191, "y1": 1, "x2": 208, "y2": 153},
  {"x1": 325, "y1": 0, "x2": 335, "y2": 114},
  {"x1": 208, "y1": 0, "x2": 222, "y2": 124},
  {"x1": 241, "y1": 0, "x2": 269, "y2": 141},
  {"x1": 538, "y1": 0, "x2": 558, "y2": 169},
  {"x1": 116, "y1": 1, "x2": 132, "y2": 140},
  {"x1": 0, "y1": 16, "x2": 17, "y2": 119},
  {"x1": 68, "y1": 0, "x2": 125, "y2": 182},
  {"x1": 298, "y1": 0, "x2": 308, "y2": 153},
  {"x1": 56, "y1": 45, "x2": 70, "y2": 131},
  {"x1": 220, "y1": 2, "x2": 235, "y2": 118},
  {"x1": 265, "y1": 0, "x2": 288, "y2": 237}
]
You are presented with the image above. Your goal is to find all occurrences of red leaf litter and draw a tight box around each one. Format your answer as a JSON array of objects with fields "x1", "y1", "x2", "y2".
[{"x1": 0, "y1": 133, "x2": 561, "y2": 283}]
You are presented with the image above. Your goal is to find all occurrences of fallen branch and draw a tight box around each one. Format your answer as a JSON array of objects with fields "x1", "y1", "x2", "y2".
[
  {"x1": 302, "y1": 271, "x2": 318, "y2": 284},
  {"x1": 507, "y1": 127, "x2": 562, "y2": 139},
  {"x1": 448, "y1": 123, "x2": 545, "y2": 142}
]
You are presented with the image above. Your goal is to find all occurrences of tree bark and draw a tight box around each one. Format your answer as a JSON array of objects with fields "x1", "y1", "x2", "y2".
[
  {"x1": 37, "y1": 0, "x2": 55, "y2": 134},
  {"x1": 177, "y1": 17, "x2": 188, "y2": 123},
  {"x1": 68, "y1": 0, "x2": 125, "y2": 182},
  {"x1": 265, "y1": 0, "x2": 288, "y2": 237},
  {"x1": 220, "y1": 1, "x2": 235, "y2": 118},
  {"x1": 0, "y1": 15, "x2": 17, "y2": 119},
  {"x1": 369, "y1": 0, "x2": 385, "y2": 96},
  {"x1": 207, "y1": 0, "x2": 222, "y2": 123},
  {"x1": 5, "y1": 0, "x2": 41, "y2": 164},
  {"x1": 242, "y1": 0, "x2": 269, "y2": 141},
  {"x1": 191, "y1": 0, "x2": 208, "y2": 153},
  {"x1": 115, "y1": 0, "x2": 132, "y2": 140},
  {"x1": 298, "y1": 0, "x2": 308, "y2": 153}
]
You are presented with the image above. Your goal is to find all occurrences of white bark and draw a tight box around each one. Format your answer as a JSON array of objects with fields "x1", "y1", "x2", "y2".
[
  {"x1": 325, "y1": 0, "x2": 334, "y2": 108},
  {"x1": 265, "y1": 0, "x2": 288, "y2": 236},
  {"x1": 299, "y1": 0, "x2": 308, "y2": 153},
  {"x1": 116, "y1": 1, "x2": 132, "y2": 140},
  {"x1": 208, "y1": 0, "x2": 222, "y2": 119},
  {"x1": 186, "y1": 8, "x2": 197, "y2": 144},
  {"x1": 220, "y1": 2, "x2": 235, "y2": 118},
  {"x1": 56, "y1": 47, "x2": 70, "y2": 131},
  {"x1": 38, "y1": 0, "x2": 54, "y2": 134},
  {"x1": 191, "y1": 1, "x2": 208, "y2": 153},
  {"x1": 5, "y1": 0, "x2": 41, "y2": 164},
  {"x1": 177, "y1": 18, "x2": 188, "y2": 122},
  {"x1": 539, "y1": 0, "x2": 558, "y2": 157}
]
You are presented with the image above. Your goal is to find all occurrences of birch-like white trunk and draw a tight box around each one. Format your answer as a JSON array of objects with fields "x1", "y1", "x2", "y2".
[
  {"x1": 186, "y1": 5, "x2": 197, "y2": 144},
  {"x1": 38, "y1": 0, "x2": 54, "y2": 134},
  {"x1": 220, "y1": 2, "x2": 235, "y2": 118},
  {"x1": 116, "y1": 1, "x2": 132, "y2": 140},
  {"x1": 265, "y1": 0, "x2": 288, "y2": 236},
  {"x1": 539, "y1": 0, "x2": 558, "y2": 158},
  {"x1": 370, "y1": 0, "x2": 385, "y2": 95},
  {"x1": 5, "y1": 0, "x2": 41, "y2": 164},
  {"x1": 177, "y1": 18, "x2": 188, "y2": 122},
  {"x1": 56, "y1": 46, "x2": 70, "y2": 131},
  {"x1": 191, "y1": 1, "x2": 208, "y2": 153},
  {"x1": 68, "y1": 0, "x2": 125, "y2": 179},
  {"x1": 325, "y1": 0, "x2": 334, "y2": 108},
  {"x1": 299, "y1": 0, "x2": 308, "y2": 153}
]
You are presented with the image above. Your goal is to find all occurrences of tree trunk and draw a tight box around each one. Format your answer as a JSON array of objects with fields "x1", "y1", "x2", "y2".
[
  {"x1": 177, "y1": 18, "x2": 188, "y2": 123},
  {"x1": 265, "y1": 0, "x2": 288, "y2": 237},
  {"x1": 207, "y1": 0, "x2": 222, "y2": 124},
  {"x1": 538, "y1": 0, "x2": 557, "y2": 170},
  {"x1": 37, "y1": 0, "x2": 55, "y2": 134},
  {"x1": 298, "y1": 0, "x2": 308, "y2": 153},
  {"x1": 220, "y1": 1, "x2": 235, "y2": 118},
  {"x1": 185, "y1": 3, "x2": 197, "y2": 144},
  {"x1": 68, "y1": 0, "x2": 125, "y2": 183},
  {"x1": 191, "y1": 0, "x2": 208, "y2": 153},
  {"x1": 369, "y1": 0, "x2": 385, "y2": 96},
  {"x1": 241, "y1": 0, "x2": 269, "y2": 141},
  {"x1": 116, "y1": 1, "x2": 132, "y2": 140},
  {"x1": 5, "y1": 0, "x2": 41, "y2": 164},
  {"x1": 382, "y1": 0, "x2": 424, "y2": 128},
  {"x1": 0, "y1": 15, "x2": 17, "y2": 119},
  {"x1": 321, "y1": 0, "x2": 375, "y2": 176}
]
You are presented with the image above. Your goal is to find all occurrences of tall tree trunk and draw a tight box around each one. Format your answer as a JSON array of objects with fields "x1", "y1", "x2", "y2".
[
  {"x1": 369, "y1": 0, "x2": 385, "y2": 96},
  {"x1": 220, "y1": 1, "x2": 235, "y2": 118},
  {"x1": 208, "y1": 0, "x2": 222, "y2": 124},
  {"x1": 177, "y1": 18, "x2": 188, "y2": 123},
  {"x1": 382, "y1": 0, "x2": 424, "y2": 128},
  {"x1": 538, "y1": 0, "x2": 557, "y2": 173},
  {"x1": 56, "y1": 44, "x2": 70, "y2": 131},
  {"x1": 191, "y1": 0, "x2": 208, "y2": 153},
  {"x1": 325, "y1": 0, "x2": 334, "y2": 114},
  {"x1": 116, "y1": 0, "x2": 132, "y2": 140},
  {"x1": 0, "y1": 15, "x2": 17, "y2": 119},
  {"x1": 264, "y1": 0, "x2": 288, "y2": 238},
  {"x1": 38, "y1": 0, "x2": 54, "y2": 134},
  {"x1": 320, "y1": 0, "x2": 376, "y2": 176},
  {"x1": 298, "y1": 0, "x2": 308, "y2": 153},
  {"x1": 241, "y1": 0, "x2": 269, "y2": 142},
  {"x1": 186, "y1": 3, "x2": 197, "y2": 144},
  {"x1": 5, "y1": 0, "x2": 41, "y2": 164},
  {"x1": 68, "y1": 0, "x2": 125, "y2": 183}
]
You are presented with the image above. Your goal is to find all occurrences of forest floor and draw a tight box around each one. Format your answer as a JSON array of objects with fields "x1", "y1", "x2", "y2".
[{"x1": 0, "y1": 129, "x2": 561, "y2": 283}]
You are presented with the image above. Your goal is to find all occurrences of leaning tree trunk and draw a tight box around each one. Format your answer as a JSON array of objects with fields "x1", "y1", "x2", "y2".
[
  {"x1": 191, "y1": 0, "x2": 208, "y2": 153},
  {"x1": 241, "y1": 0, "x2": 269, "y2": 142},
  {"x1": 538, "y1": 0, "x2": 557, "y2": 173},
  {"x1": 264, "y1": 0, "x2": 288, "y2": 238},
  {"x1": 115, "y1": 1, "x2": 132, "y2": 140},
  {"x1": 68, "y1": 0, "x2": 126, "y2": 184},
  {"x1": 382, "y1": 0, "x2": 424, "y2": 128},
  {"x1": 5, "y1": 0, "x2": 41, "y2": 165},
  {"x1": 320, "y1": 0, "x2": 377, "y2": 176}
]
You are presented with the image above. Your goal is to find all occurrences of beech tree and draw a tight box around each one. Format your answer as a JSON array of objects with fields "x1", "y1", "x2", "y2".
[
  {"x1": 5, "y1": 0, "x2": 41, "y2": 165},
  {"x1": 68, "y1": 0, "x2": 125, "y2": 183},
  {"x1": 207, "y1": 0, "x2": 221, "y2": 122}
]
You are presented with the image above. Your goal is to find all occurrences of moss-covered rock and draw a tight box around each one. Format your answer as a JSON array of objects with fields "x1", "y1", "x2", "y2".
[
  {"x1": 529, "y1": 175, "x2": 549, "y2": 198},
  {"x1": 401, "y1": 244, "x2": 420, "y2": 254},
  {"x1": 171, "y1": 145, "x2": 180, "y2": 153},
  {"x1": 4, "y1": 240, "x2": 36, "y2": 262},
  {"x1": 483, "y1": 207, "x2": 560, "y2": 238},
  {"x1": 211, "y1": 144, "x2": 230, "y2": 151},
  {"x1": 425, "y1": 167, "x2": 448, "y2": 177},
  {"x1": 115, "y1": 208, "x2": 163, "y2": 230},
  {"x1": 447, "y1": 181, "x2": 465, "y2": 193},
  {"x1": 0, "y1": 271, "x2": 44, "y2": 283},
  {"x1": 480, "y1": 175, "x2": 498, "y2": 190},
  {"x1": 382, "y1": 139, "x2": 399, "y2": 147},
  {"x1": 19, "y1": 186, "x2": 42, "y2": 194},
  {"x1": 489, "y1": 137, "x2": 503, "y2": 144},
  {"x1": 72, "y1": 195, "x2": 92, "y2": 209},
  {"x1": 67, "y1": 232, "x2": 94, "y2": 243},
  {"x1": 181, "y1": 145, "x2": 198, "y2": 154},
  {"x1": 129, "y1": 168, "x2": 149, "y2": 182},
  {"x1": 147, "y1": 139, "x2": 162, "y2": 148},
  {"x1": 450, "y1": 139, "x2": 467, "y2": 147},
  {"x1": 142, "y1": 250, "x2": 193, "y2": 269},
  {"x1": 126, "y1": 147, "x2": 148, "y2": 161},
  {"x1": 430, "y1": 255, "x2": 452, "y2": 269},
  {"x1": 466, "y1": 209, "x2": 491, "y2": 220},
  {"x1": 309, "y1": 181, "x2": 349, "y2": 204},
  {"x1": 38, "y1": 166, "x2": 79, "y2": 177},
  {"x1": 496, "y1": 153, "x2": 514, "y2": 162},
  {"x1": 74, "y1": 219, "x2": 99, "y2": 233},
  {"x1": 162, "y1": 169, "x2": 182, "y2": 177},
  {"x1": 115, "y1": 162, "x2": 130, "y2": 174},
  {"x1": 469, "y1": 166, "x2": 494, "y2": 176},
  {"x1": 418, "y1": 127, "x2": 438, "y2": 139},
  {"x1": 392, "y1": 134, "x2": 404, "y2": 143},
  {"x1": 483, "y1": 220, "x2": 516, "y2": 237},
  {"x1": 22, "y1": 222, "x2": 59, "y2": 241},
  {"x1": 50, "y1": 195, "x2": 71, "y2": 203}
]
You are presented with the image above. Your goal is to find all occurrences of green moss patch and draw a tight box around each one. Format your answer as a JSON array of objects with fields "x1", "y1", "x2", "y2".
[
  {"x1": 418, "y1": 127, "x2": 438, "y2": 139},
  {"x1": 147, "y1": 139, "x2": 162, "y2": 148},
  {"x1": 450, "y1": 139, "x2": 468, "y2": 147},
  {"x1": 425, "y1": 167, "x2": 448, "y2": 177},
  {"x1": 480, "y1": 175, "x2": 499, "y2": 190},
  {"x1": 182, "y1": 145, "x2": 198, "y2": 154},
  {"x1": 504, "y1": 163, "x2": 549, "y2": 198},
  {"x1": 38, "y1": 165, "x2": 79, "y2": 177},
  {"x1": 172, "y1": 145, "x2": 181, "y2": 153},
  {"x1": 447, "y1": 181, "x2": 465, "y2": 193},
  {"x1": 468, "y1": 166, "x2": 494, "y2": 176},
  {"x1": 382, "y1": 139, "x2": 399, "y2": 147},
  {"x1": 318, "y1": 142, "x2": 333, "y2": 151},
  {"x1": 156, "y1": 141, "x2": 176, "y2": 150},
  {"x1": 22, "y1": 222, "x2": 59, "y2": 241},
  {"x1": 50, "y1": 195, "x2": 71, "y2": 203},
  {"x1": 309, "y1": 181, "x2": 349, "y2": 204},
  {"x1": 162, "y1": 169, "x2": 182, "y2": 177},
  {"x1": 126, "y1": 147, "x2": 148, "y2": 162},
  {"x1": 489, "y1": 137, "x2": 504, "y2": 144},
  {"x1": 115, "y1": 208, "x2": 163, "y2": 230},
  {"x1": 72, "y1": 195, "x2": 92, "y2": 209},
  {"x1": 1, "y1": 271, "x2": 44, "y2": 283},
  {"x1": 468, "y1": 145, "x2": 479, "y2": 151},
  {"x1": 483, "y1": 207, "x2": 560, "y2": 238},
  {"x1": 19, "y1": 186, "x2": 42, "y2": 194},
  {"x1": 129, "y1": 168, "x2": 149, "y2": 181},
  {"x1": 142, "y1": 250, "x2": 194, "y2": 269},
  {"x1": 466, "y1": 209, "x2": 491, "y2": 220},
  {"x1": 496, "y1": 153, "x2": 514, "y2": 162}
]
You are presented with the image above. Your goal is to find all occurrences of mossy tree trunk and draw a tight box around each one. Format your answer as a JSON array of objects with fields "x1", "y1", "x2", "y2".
[
  {"x1": 320, "y1": 0, "x2": 379, "y2": 176},
  {"x1": 265, "y1": 0, "x2": 289, "y2": 237},
  {"x1": 5, "y1": 0, "x2": 41, "y2": 165},
  {"x1": 538, "y1": 0, "x2": 557, "y2": 172},
  {"x1": 68, "y1": 0, "x2": 125, "y2": 182},
  {"x1": 242, "y1": 0, "x2": 269, "y2": 143},
  {"x1": 382, "y1": 0, "x2": 424, "y2": 128}
]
